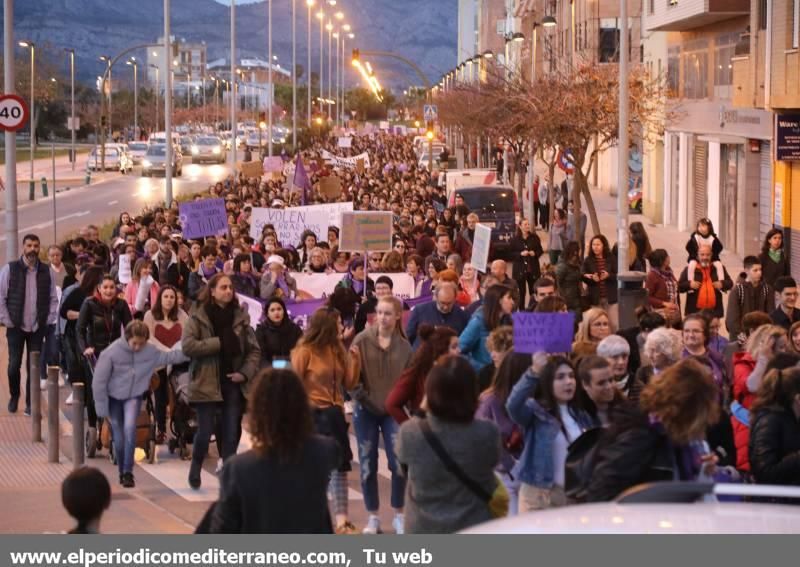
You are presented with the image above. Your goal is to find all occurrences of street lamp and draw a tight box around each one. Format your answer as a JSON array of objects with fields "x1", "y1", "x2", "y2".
[
  {"x1": 326, "y1": 21, "x2": 334, "y2": 116},
  {"x1": 149, "y1": 64, "x2": 160, "y2": 133},
  {"x1": 126, "y1": 58, "x2": 139, "y2": 139},
  {"x1": 541, "y1": 15, "x2": 557, "y2": 27},
  {"x1": 333, "y1": 31, "x2": 340, "y2": 126},
  {"x1": 99, "y1": 55, "x2": 112, "y2": 137},
  {"x1": 64, "y1": 48, "x2": 76, "y2": 171},
  {"x1": 317, "y1": 10, "x2": 325, "y2": 113},
  {"x1": 19, "y1": 40, "x2": 35, "y2": 197},
  {"x1": 268, "y1": 0, "x2": 273, "y2": 157},
  {"x1": 306, "y1": 0, "x2": 315, "y2": 127}
]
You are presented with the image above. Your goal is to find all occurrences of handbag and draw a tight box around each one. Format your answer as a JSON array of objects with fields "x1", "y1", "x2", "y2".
[
  {"x1": 564, "y1": 427, "x2": 603, "y2": 503},
  {"x1": 419, "y1": 420, "x2": 508, "y2": 519}
]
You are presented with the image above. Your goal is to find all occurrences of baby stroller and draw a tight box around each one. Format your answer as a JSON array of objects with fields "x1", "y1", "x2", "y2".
[
  {"x1": 168, "y1": 369, "x2": 196, "y2": 460},
  {"x1": 85, "y1": 353, "x2": 158, "y2": 464}
]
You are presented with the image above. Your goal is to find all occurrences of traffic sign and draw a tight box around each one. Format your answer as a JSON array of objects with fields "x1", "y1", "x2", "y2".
[
  {"x1": 423, "y1": 104, "x2": 438, "y2": 122},
  {"x1": 0, "y1": 94, "x2": 29, "y2": 132}
]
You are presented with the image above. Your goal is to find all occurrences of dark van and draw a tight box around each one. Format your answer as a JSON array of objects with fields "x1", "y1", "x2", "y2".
[{"x1": 448, "y1": 185, "x2": 517, "y2": 257}]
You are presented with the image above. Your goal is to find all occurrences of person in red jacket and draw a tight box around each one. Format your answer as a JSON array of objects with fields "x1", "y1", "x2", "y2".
[
  {"x1": 732, "y1": 325, "x2": 787, "y2": 472},
  {"x1": 385, "y1": 325, "x2": 458, "y2": 424}
]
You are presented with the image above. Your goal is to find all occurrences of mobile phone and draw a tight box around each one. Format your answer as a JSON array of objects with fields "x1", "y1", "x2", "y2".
[{"x1": 271, "y1": 358, "x2": 290, "y2": 370}]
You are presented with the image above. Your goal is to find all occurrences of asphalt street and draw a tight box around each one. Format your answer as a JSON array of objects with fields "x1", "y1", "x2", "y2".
[{"x1": 0, "y1": 162, "x2": 232, "y2": 264}]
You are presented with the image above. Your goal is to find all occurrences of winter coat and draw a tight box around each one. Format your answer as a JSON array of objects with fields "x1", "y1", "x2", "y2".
[
  {"x1": 150, "y1": 251, "x2": 182, "y2": 289},
  {"x1": 76, "y1": 296, "x2": 133, "y2": 355},
  {"x1": 188, "y1": 267, "x2": 219, "y2": 301},
  {"x1": 350, "y1": 326, "x2": 412, "y2": 414},
  {"x1": 255, "y1": 316, "x2": 303, "y2": 365},
  {"x1": 506, "y1": 369, "x2": 594, "y2": 488},
  {"x1": 677, "y1": 262, "x2": 733, "y2": 318},
  {"x1": 749, "y1": 405, "x2": 800, "y2": 486},
  {"x1": 92, "y1": 337, "x2": 187, "y2": 418},
  {"x1": 476, "y1": 392, "x2": 520, "y2": 474},
  {"x1": 231, "y1": 272, "x2": 260, "y2": 298},
  {"x1": 385, "y1": 366, "x2": 425, "y2": 425},
  {"x1": 291, "y1": 343, "x2": 360, "y2": 409},
  {"x1": 405, "y1": 301, "x2": 469, "y2": 349},
  {"x1": 453, "y1": 228, "x2": 474, "y2": 264},
  {"x1": 510, "y1": 232, "x2": 543, "y2": 281},
  {"x1": 725, "y1": 280, "x2": 774, "y2": 338},
  {"x1": 582, "y1": 253, "x2": 619, "y2": 305},
  {"x1": 555, "y1": 259, "x2": 583, "y2": 313},
  {"x1": 731, "y1": 351, "x2": 757, "y2": 472},
  {"x1": 458, "y1": 308, "x2": 492, "y2": 371},
  {"x1": 124, "y1": 278, "x2": 159, "y2": 316},
  {"x1": 259, "y1": 271, "x2": 299, "y2": 300},
  {"x1": 758, "y1": 251, "x2": 791, "y2": 288},
  {"x1": 181, "y1": 303, "x2": 261, "y2": 403}
]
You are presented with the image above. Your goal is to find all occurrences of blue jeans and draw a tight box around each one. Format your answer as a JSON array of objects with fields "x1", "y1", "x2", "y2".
[
  {"x1": 352, "y1": 402, "x2": 405, "y2": 512},
  {"x1": 6, "y1": 327, "x2": 45, "y2": 407},
  {"x1": 191, "y1": 379, "x2": 244, "y2": 471},
  {"x1": 108, "y1": 396, "x2": 143, "y2": 476}
]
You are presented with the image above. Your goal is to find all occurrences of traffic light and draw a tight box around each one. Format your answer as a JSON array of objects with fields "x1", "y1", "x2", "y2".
[{"x1": 351, "y1": 49, "x2": 360, "y2": 66}]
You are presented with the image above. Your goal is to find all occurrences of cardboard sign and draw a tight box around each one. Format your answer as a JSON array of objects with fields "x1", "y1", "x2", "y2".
[
  {"x1": 512, "y1": 312, "x2": 576, "y2": 354},
  {"x1": 237, "y1": 160, "x2": 263, "y2": 178},
  {"x1": 356, "y1": 158, "x2": 365, "y2": 174},
  {"x1": 179, "y1": 198, "x2": 229, "y2": 239},
  {"x1": 319, "y1": 175, "x2": 342, "y2": 198},
  {"x1": 249, "y1": 206, "x2": 329, "y2": 248},
  {"x1": 471, "y1": 223, "x2": 492, "y2": 273},
  {"x1": 263, "y1": 156, "x2": 283, "y2": 173},
  {"x1": 340, "y1": 211, "x2": 393, "y2": 252}
]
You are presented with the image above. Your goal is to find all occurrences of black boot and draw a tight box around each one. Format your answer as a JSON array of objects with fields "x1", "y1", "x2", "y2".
[{"x1": 188, "y1": 460, "x2": 202, "y2": 490}]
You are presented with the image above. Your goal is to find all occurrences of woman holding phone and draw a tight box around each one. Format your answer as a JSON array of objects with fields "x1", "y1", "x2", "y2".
[{"x1": 255, "y1": 297, "x2": 303, "y2": 367}]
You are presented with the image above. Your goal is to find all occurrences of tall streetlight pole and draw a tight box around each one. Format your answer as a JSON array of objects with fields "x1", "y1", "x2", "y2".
[
  {"x1": 332, "y1": 31, "x2": 339, "y2": 127},
  {"x1": 64, "y1": 48, "x2": 76, "y2": 171},
  {"x1": 126, "y1": 58, "x2": 138, "y2": 139},
  {"x1": 327, "y1": 21, "x2": 333, "y2": 118},
  {"x1": 18, "y1": 41, "x2": 35, "y2": 199},
  {"x1": 230, "y1": 0, "x2": 238, "y2": 174},
  {"x1": 5, "y1": 0, "x2": 19, "y2": 260},
  {"x1": 267, "y1": 0, "x2": 273, "y2": 157},
  {"x1": 164, "y1": 0, "x2": 173, "y2": 206},
  {"x1": 292, "y1": 0, "x2": 297, "y2": 148},
  {"x1": 617, "y1": 0, "x2": 630, "y2": 281},
  {"x1": 306, "y1": 0, "x2": 314, "y2": 126},
  {"x1": 317, "y1": 9, "x2": 325, "y2": 113},
  {"x1": 149, "y1": 64, "x2": 160, "y2": 133},
  {"x1": 98, "y1": 54, "x2": 110, "y2": 171}
]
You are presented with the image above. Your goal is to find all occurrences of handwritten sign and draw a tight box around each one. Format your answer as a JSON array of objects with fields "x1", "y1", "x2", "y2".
[
  {"x1": 340, "y1": 211, "x2": 393, "y2": 252},
  {"x1": 249, "y1": 206, "x2": 329, "y2": 248},
  {"x1": 263, "y1": 156, "x2": 283, "y2": 173},
  {"x1": 319, "y1": 175, "x2": 342, "y2": 198},
  {"x1": 118, "y1": 254, "x2": 132, "y2": 285},
  {"x1": 237, "y1": 160, "x2": 263, "y2": 178},
  {"x1": 179, "y1": 198, "x2": 228, "y2": 240},
  {"x1": 512, "y1": 312, "x2": 576, "y2": 354},
  {"x1": 471, "y1": 223, "x2": 492, "y2": 273}
]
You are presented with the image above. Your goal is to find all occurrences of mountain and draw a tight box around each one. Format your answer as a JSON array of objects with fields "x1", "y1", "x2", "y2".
[{"x1": 10, "y1": 0, "x2": 457, "y2": 88}]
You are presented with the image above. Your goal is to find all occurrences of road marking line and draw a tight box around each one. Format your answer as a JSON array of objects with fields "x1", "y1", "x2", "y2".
[
  {"x1": 0, "y1": 210, "x2": 91, "y2": 242},
  {"x1": 108, "y1": 200, "x2": 118, "y2": 205}
]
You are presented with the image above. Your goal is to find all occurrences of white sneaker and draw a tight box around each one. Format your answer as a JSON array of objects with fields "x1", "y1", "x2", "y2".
[
  {"x1": 65, "y1": 392, "x2": 74, "y2": 405},
  {"x1": 362, "y1": 514, "x2": 382, "y2": 534},
  {"x1": 392, "y1": 514, "x2": 405, "y2": 535}
]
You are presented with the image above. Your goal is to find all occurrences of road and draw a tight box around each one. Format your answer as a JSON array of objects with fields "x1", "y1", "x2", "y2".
[{"x1": 0, "y1": 162, "x2": 231, "y2": 264}]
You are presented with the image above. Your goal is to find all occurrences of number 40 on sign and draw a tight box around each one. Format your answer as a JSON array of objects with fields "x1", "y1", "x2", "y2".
[{"x1": 0, "y1": 94, "x2": 29, "y2": 132}]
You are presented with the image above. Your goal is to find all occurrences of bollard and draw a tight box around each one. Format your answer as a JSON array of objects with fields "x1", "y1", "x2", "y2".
[
  {"x1": 41, "y1": 176, "x2": 48, "y2": 197},
  {"x1": 28, "y1": 180, "x2": 35, "y2": 201},
  {"x1": 30, "y1": 351, "x2": 42, "y2": 443},
  {"x1": 84, "y1": 169, "x2": 91, "y2": 185},
  {"x1": 47, "y1": 366, "x2": 60, "y2": 463},
  {"x1": 71, "y1": 383, "x2": 85, "y2": 469}
]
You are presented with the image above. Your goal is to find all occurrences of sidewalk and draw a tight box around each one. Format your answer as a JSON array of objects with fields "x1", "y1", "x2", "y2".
[{"x1": 0, "y1": 152, "x2": 119, "y2": 211}]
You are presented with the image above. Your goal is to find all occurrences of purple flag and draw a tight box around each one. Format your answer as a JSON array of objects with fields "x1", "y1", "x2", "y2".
[{"x1": 293, "y1": 154, "x2": 312, "y2": 205}]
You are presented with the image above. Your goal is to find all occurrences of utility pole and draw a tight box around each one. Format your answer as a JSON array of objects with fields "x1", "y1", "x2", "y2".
[
  {"x1": 65, "y1": 48, "x2": 76, "y2": 171},
  {"x1": 4, "y1": 0, "x2": 19, "y2": 260},
  {"x1": 268, "y1": 0, "x2": 273, "y2": 157},
  {"x1": 292, "y1": 0, "x2": 297, "y2": 148},
  {"x1": 230, "y1": 0, "x2": 238, "y2": 175},
  {"x1": 164, "y1": 0, "x2": 173, "y2": 206},
  {"x1": 617, "y1": 0, "x2": 629, "y2": 277}
]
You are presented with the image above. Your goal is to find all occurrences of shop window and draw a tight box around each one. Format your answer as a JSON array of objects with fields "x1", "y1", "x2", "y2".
[
  {"x1": 599, "y1": 18, "x2": 620, "y2": 63},
  {"x1": 667, "y1": 45, "x2": 680, "y2": 98}
]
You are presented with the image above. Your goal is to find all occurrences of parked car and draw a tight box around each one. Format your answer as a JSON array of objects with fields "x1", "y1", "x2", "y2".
[
  {"x1": 141, "y1": 144, "x2": 183, "y2": 177},
  {"x1": 191, "y1": 136, "x2": 226, "y2": 164},
  {"x1": 127, "y1": 142, "x2": 148, "y2": 165},
  {"x1": 86, "y1": 145, "x2": 133, "y2": 173},
  {"x1": 447, "y1": 185, "x2": 517, "y2": 257},
  {"x1": 179, "y1": 135, "x2": 194, "y2": 156}
]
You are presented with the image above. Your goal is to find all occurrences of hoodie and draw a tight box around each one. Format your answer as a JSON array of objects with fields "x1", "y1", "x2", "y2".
[
  {"x1": 350, "y1": 325, "x2": 413, "y2": 414},
  {"x1": 92, "y1": 337, "x2": 188, "y2": 418}
]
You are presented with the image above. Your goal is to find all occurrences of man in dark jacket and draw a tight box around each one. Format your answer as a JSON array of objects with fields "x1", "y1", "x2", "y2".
[
  {"x1": 725, "y1": 256, "x2": 774, "y2": 339},
  {"x1": 151, "y1": 236, "x2": 182, "y2": 289},
  {"x1": 0, "y1": 234, "x2": 59, "y2": 414},
  {"x1": 405, "y1": 282, "x2": 469, "y2": 349},
  {"x1": 770, "y1": 276, "x2": 800, "y2": 331},
  {"x1": 677, "y1": 244, "x2": 733, "y2": 318}
]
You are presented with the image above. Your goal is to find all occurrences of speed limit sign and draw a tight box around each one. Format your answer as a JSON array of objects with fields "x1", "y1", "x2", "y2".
[{"x1": 0, "y1": 94, "x2": 29, "y2": 132}]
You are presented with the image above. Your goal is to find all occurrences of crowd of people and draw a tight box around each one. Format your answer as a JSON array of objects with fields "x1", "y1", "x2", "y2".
[{"x1": 2, "y1": 130, "x2": 800, "y2": 536}]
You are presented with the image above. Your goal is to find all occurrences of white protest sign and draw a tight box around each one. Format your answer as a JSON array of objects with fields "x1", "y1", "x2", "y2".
[
  {"x1": 118, "y1": 254, "x2": 133, "y2": 285},
  {"x1": 320, "y1": 149, "x2": 371, "y2": 170},
  {"x1": 292, "y1": 272, "x2": 417, "y2": 299},
  {"x1": 471, "y1": 223, "x2": 492, "y2": 273},
  {"x1": 299, "y1": 201, "x2": 354, "y2": 228},
  {"x1": 338, "y1": 136, "x2": 352, "y2": 148},
  {"x1": 249, "y1": 206, "x2": 329, "y2": 248}
]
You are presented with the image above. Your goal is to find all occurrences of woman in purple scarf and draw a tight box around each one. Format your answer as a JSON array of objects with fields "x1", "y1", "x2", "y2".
[{"x1": 259, "y1": 255, "x2": 298, "y2": 301}]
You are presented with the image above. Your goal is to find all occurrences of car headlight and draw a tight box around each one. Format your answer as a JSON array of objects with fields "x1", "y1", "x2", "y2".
[
  {"x1": 142, "y1": 160, "x2": 152, "y2": 168},
  {"x1": 280, "y1": 137, "x2": 286, "y2": 143},
  {"x1": 191, "y1": 145, "x2": 199, "y2": 155},
  {"x1": 212, "y1": 146, "x2": 221, "y2": 154}
]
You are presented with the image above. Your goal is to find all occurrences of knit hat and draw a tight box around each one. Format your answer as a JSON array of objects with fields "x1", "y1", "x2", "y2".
[{"x1": 267, "y1": 254, "x2": 285, "y2": 268}]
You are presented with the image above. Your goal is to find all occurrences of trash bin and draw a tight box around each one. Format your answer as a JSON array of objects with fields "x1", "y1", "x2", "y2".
[{"x1": 618, "y1": 272, "x2": 647, "y2": 330}]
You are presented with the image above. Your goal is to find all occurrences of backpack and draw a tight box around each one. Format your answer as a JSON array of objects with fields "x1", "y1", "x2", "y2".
[{"x1": 564, "y1": 427, "x2": 603, "y2": 503}]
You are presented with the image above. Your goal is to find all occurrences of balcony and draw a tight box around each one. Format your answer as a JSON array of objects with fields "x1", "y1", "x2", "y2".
[{"x1": 645, "y1": 0, "x2": 749, "y2": 32}]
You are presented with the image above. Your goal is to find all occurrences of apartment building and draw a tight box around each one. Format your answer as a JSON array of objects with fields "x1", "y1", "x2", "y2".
[{"x1": 643, "y1": 0, "x2": 771, "y2": 260}]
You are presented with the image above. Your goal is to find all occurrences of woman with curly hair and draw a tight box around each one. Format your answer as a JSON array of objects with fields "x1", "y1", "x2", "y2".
[{"x1": 210, "y1": 368, "x2": 339, "y2": 533}]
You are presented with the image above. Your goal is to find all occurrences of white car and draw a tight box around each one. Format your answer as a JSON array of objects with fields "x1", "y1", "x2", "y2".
[
  {"x1": 127, "y1": 142, "x2": 148, "y2": 165},
  {"x1": 191, "y1": 136, "x2": 225, "y2": 164},
  {"x1": 86, "y1": 145, "x2": 133, "y2": 173},
  {"x1": 463, "y1": 483, "x2": 800, "y2": 534}
]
